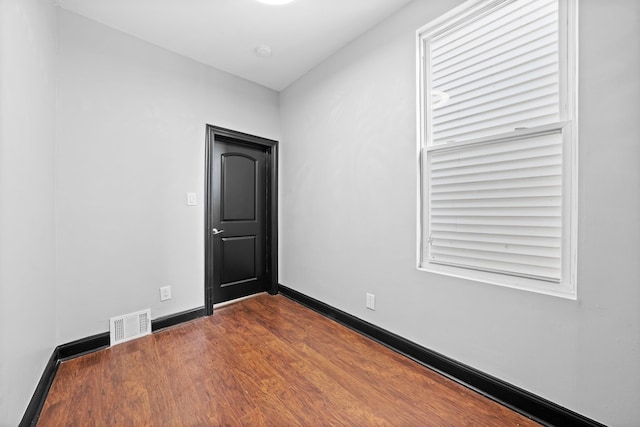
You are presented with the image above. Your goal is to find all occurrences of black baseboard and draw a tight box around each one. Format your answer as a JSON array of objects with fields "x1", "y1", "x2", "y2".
[
  {"x1": 58, "y1": 332, "x2": 110, "y2": 361},
  {"x1": 20, "y1": 306, "x2": 206, "y2": 427},
  {"x1": 152, "y1": 306, "x2": 206, "y2": 332},
  {"x1": 278, "y1": 285, "x2": 605, "y2": 427},
  {"x1": 19, "y1": 350, "x2": 60, "y2": 427}
]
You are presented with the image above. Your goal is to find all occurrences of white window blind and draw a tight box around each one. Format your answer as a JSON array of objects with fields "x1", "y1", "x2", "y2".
[
  {"x1": 427, "y1": 130, "x2": 562, "y2": 281},
  {"x1": 429, "y1": 0, "x2": 560, "y2": 145}
]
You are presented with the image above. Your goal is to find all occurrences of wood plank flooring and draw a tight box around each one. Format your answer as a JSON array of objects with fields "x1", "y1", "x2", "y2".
[{"x1": 38, "y1": 294, "x2": 539, "y2": 426}]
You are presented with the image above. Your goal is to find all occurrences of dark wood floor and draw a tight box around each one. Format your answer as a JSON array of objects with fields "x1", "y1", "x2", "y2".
[{"x1": 38, "y1": 294, "x2": 539, "y2": 426}]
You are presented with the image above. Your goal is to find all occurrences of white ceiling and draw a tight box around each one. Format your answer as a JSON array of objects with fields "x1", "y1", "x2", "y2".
[{"x1": 55, "y1": 0, "x2": 413, "y2": 91}]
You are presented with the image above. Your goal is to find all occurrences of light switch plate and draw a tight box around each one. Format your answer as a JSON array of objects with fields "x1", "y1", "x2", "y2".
[{"x1": 186, "y1": 192, "x2": 197, "y2": 206}]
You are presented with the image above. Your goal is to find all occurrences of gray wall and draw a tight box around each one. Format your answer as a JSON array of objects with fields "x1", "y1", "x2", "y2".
[
  {"x1": 54, "y1": 10, "x2": 281, "y2": 344},
  {"x1": 0, "y1": 0, "x2": 58, "y2": 424},
  {"x1": 278, "y1": 0, "x2": 640, "y2": 425}
]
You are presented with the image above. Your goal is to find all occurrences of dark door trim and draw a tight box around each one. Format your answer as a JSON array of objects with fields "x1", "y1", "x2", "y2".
[{"x1": 205, "y1": 125, "x2": 278, "y2": 316}]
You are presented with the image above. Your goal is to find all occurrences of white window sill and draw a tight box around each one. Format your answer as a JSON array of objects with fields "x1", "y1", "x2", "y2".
[{"x1": 418, "y1": 262, "x2": 577, "y2": 300}]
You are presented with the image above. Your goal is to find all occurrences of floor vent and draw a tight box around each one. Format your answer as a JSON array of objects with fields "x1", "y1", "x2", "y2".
[{"x1": 109, "y1": 309, "x2": 151, "y2": 346}]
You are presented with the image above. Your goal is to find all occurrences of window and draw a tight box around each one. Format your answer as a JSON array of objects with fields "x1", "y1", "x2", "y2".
[{"x1": 417, "y1": 0, "x2": 577, "y2": 298}]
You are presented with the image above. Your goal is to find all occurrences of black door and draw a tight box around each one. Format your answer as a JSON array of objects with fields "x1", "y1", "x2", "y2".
[{"x1": 205, "y1": 126, "x2": 278, "y2": 312}]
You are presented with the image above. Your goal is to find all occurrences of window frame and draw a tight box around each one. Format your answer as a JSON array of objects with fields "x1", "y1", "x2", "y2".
[{"x1": 416, "y1": 0, "x2": 578, "y2": 299}]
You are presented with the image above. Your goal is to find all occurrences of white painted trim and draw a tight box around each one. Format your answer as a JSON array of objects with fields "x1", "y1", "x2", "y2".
[
  {"x1": 418, "y1": 263, "x2": 577, "y2": 300},
  {"x1": 568, "y1": 0, "x2": 579, "y2": 298},
  {"x1": 416, "y1": 31, "x2": 425, "y2": 270}
]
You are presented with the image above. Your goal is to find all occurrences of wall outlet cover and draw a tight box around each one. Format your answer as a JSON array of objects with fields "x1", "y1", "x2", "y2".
[
  {"x1": 366, "y1": 293, "x2": 375, "y2": 310},
  {"x1": 160, "y1": 286, "x2": 172, "y2": 301}
]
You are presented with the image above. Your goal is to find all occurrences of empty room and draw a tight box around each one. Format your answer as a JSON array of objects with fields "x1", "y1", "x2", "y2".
[{"x1": 1, "y1": 0, "x2": 638, "y2": 425}]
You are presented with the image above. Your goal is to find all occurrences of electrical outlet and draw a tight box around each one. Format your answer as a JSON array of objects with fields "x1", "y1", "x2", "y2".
[
  {"x1": 366, "y1": 293, "x2": 375, "y2": 310},
  {"x1": 160, "y1": 286, "x2": 172, "y2": 301}
]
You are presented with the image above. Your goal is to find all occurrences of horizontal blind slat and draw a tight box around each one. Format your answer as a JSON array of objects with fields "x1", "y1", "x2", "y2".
[
  {"x1": 428, "y1": 254, "x2": 561, "y2": 280},
  {"x1": 431, "y1": 196, "x2": 561, "y2": 209},
  {"x1": 430, "y1": 223, "x2": 562, "y2": 238},
  {"x1": 431, "y1": 215, "x2": 561, "y2": 227},
  {"x1": 431, "y1": 185, "x2": 562, "y2": 200},
  {"x1": 431, "y1": 238, "x2": 561, "y2": 258},
  {"x1": 432, "y1": 177, "x2": 561, "y2": 194},
  {"x1": 432, "y1": 165, "x2": 561, "y2": 185},
  {"x1": 431, "y1": 156, "x2": 561, "y2": 180},
  {"x1": 431, "y1": 247, "x2": 560, "y2": 270},
  {"x1": 431, "y1": 206, "x2": 561, "y2": 217},
  {"x1": 432, "y1": 144, "x2": 561, "y2": 171},
  {"x1": 431, "y1": 230, "x2": 561, "y2": 247}
]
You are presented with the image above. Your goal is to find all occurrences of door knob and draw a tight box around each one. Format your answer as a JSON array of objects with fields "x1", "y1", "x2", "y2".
[{"x1": 212, "y1": 228, "x2": 224, "y2": 235}]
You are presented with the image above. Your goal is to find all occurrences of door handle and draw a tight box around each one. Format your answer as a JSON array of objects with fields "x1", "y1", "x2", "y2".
[{"x1": 212, "y1": 228, "x2": 224, "y2": 235}]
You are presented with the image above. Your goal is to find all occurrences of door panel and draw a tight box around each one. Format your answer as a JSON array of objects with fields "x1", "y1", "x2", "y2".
[
  {"x1": 222, "y1": 154, "x2": 257, "y2": 221},
  {"x1": 221, "y1": 236, "x2": 256, "y2": 286}
]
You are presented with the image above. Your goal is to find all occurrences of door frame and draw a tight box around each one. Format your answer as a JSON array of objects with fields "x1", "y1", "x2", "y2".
[{"x1": 204, "y1": 124, "x2": 278, "y2": 315}]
